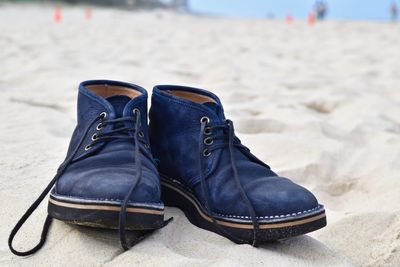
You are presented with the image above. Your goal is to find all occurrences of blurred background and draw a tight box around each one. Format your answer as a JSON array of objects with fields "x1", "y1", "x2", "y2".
[
  {"x1": 1, "y1": 0, "x2": 399, "y2": 20},
  {"x1": 0, "y1": 1, "x2": 399, "y2": 267}
]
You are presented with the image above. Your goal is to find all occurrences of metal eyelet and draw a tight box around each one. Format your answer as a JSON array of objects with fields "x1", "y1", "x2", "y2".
[
  {"x1": 204, "y1": 127, "x2": 212, "y2": 136},
  {"x1": 200, "y1": 116, "x2": 210, "y2": 124},
  {"x1": 204, "y1": 137, "x2": 213, "y2": 145},
  {"x1": 203, "y1": 149, "x2": 211, "y2": 157},
  {"x1": 84, "y1": 144, "x2": 92, "y2": 151},
  {"x1": 99, "y1": 112, "x2": 107, "y2": 120},
  {"x1": 96, "y1": 123, "x2": 103, "y2": 131},
  {"x1": 133, "y1": 108, "x2": 140, "y2": 115},
  {"x1": 138, "y1": 131, "x2": 145, "y2": 138},
  {"x1": 91, "y1": 133, "x2": 98, "y2": 141}
]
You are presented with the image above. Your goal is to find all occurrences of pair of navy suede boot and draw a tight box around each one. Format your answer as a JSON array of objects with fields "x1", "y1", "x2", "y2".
[{"x1": 9, "y1": 80, "x2": 326, "y2": 256}]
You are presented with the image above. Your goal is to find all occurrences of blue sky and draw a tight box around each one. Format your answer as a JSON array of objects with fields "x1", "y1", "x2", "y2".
[{"x1": 189, "y1": 0, "x2": 397, "y2": 20}]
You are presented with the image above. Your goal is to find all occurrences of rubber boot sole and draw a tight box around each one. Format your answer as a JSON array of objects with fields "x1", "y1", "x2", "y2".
[{"x1": 48, "y1": 193, "x2": 164, "y2": 230}]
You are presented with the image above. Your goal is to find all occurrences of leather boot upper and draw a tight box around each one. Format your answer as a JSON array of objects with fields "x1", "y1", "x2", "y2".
[
  {"x1": 149, "y1": 85, "x2": 319, "y2": 218},
  {"x1": 53, "y1": 80, "x2": 162, "y2": 205}
]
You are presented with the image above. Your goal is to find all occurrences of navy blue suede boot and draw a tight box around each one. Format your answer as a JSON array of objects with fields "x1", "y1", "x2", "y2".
[
  {"x1": 9, "y1": 80, "x2": 167, "y2": 256},
  {"x1": 149, "y1": 85, "x2": 326, "y2": 246}
]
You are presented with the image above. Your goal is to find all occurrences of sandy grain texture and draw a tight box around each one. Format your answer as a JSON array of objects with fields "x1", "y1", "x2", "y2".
[{"x1": 0, "y1": 4, "x2": 399, "y2": 267}]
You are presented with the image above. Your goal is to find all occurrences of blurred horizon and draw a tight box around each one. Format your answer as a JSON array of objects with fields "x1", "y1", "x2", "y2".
[
  {"x1": 1, "y1": 0, "x2": 398, "y2": 21},
  {"x1": 189, "y1": 0, "x2": 398, "y2": 21}
]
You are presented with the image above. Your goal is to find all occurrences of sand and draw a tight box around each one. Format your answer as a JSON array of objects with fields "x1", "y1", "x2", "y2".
[{"x1": 0, "y1": 3, "x2": 399, "y2": 266}]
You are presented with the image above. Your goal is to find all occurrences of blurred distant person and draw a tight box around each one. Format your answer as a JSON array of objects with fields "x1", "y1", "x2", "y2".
[
  {"x1": 172, "y1": 0, "x2": 189, "y2": 11},
  {"x1": 315, "y1": 1, "x2": 328, "y2": 20},
  {"x1": 390, "y1": 2, "x2": 398, "y2": 21}
]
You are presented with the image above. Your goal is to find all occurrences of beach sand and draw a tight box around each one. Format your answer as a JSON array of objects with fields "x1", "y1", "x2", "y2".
[{"x1": 0, "y1": 3, "x2": 399, "y2": 266}]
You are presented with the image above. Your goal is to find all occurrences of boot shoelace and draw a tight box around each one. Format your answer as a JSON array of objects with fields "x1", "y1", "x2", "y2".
[
  {"x1": 199, "y1": 117, "x2": 260, "y2": 246},
  {"x1": 8, "y1": 109, "x2": 165, "y2": 256}
]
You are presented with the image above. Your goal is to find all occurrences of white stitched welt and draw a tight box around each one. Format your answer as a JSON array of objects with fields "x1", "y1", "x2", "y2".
[
  {"x1": 51, "y1": 192, "x2": 163, "y2": 206},
  {"x1": 213, "y1": 205, "x2": 322, "y2": 219}
]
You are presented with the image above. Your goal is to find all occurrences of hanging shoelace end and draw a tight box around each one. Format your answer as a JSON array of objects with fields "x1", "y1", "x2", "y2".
[
  {"x1": 251, "y1": 238, "x2": 259, "y2": 247},
  {"x1": 162, "y1": 217, "x2": 174, "y2": 227},
  {"x1": 8, "y1": 215, "x2": 53, "y2": 257},
  {"x1": 119, "y1": 230, "x2": 151, "y2": 251},
  {"x1": 118, "y1": 217, "x2": 173, "y2": 251}
]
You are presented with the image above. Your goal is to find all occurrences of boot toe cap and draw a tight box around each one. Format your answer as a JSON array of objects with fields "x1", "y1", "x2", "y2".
[
  {"x1": 207, "y1": 176, "x2": 321, "y2": 219},
  {"x1": 248, "y1": 176, "x2": 320, "y2": 218},
  {"x1": 55, "y1": 167, "x2": 162, "y2": 205}
]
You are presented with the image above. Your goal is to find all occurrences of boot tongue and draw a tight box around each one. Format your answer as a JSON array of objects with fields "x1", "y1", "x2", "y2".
[
  {"x1": 106, "y1": 95, "x2": 132, "y2": 117},
  {"x1": 203, "y1": 101, "x2": 224, "y2": 120}
]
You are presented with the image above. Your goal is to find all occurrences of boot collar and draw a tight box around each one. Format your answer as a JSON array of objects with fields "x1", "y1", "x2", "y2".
[
  {"x1": 73, "y1": 80, "x2": 148, "y2": 161},
  {"x1": 153, "y1": 85, "x2": 226, "y2": 123},
  {"x1": 79, "y1": 80, "x2": 148, "y2": 120}
]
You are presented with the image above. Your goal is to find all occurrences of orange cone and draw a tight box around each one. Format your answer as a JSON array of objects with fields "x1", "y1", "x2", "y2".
[
  {"x1": 308, "y1": 12, "x2": 316, "y2": 26},
  {"x1": 54, "y1": 6, "x2": 62, "y2": 23},
  {"x1": 85, "y1": 8, "x2": 92, "y2": 20},
  {"x1": 286, "y1": 14, "x2": 294, "y2": 24}
]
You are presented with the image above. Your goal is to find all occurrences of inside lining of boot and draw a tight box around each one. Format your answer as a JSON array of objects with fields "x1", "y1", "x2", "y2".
[
  {"x1": 167, "y1": 90, "x2": 216, "y2": 104},
  {"x1": 87, "y1": 84, "x2": 141, "y2": 99}
]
